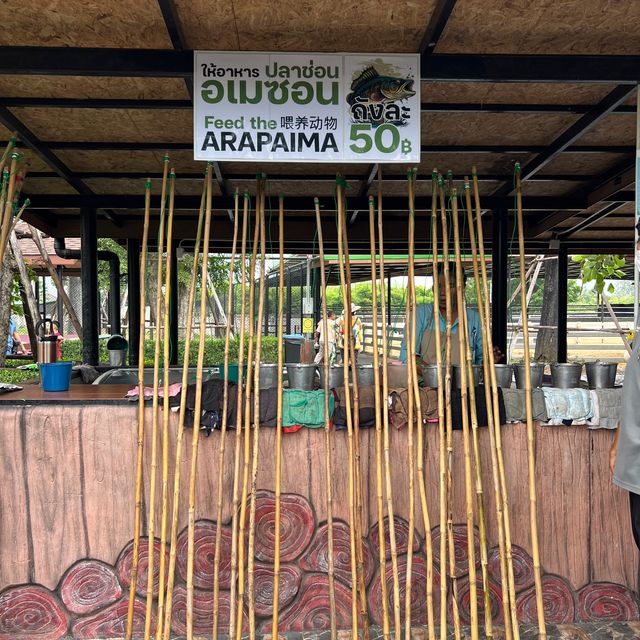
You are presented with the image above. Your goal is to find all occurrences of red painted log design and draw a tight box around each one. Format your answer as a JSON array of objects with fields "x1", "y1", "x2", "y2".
[
  {"x1": 175, "y1": 520, "x2": 233, "y2": 590},
  {"x1": 367, "y1": 554, "x2": 442, "y2": 626},
  {"x1": 577, "y1": 582, "x2": 639, "y2": 622},
  {"x1": 116, "y1": 537, "x2": 167, "y2": 598},
  {"x1": 369, "y1": 516, "x2": 422, "y2": 561},
  {"x1": 300, "y1": 521, "x2": 375, "y2": 587},
  {"x1": 516, "y1": 574, "x2": 575, "y2": 624},
  {"x1": 72, "y1": 596, "x2": 152, "y2": 639},
  {"x1": 250, "y1": 562, "x2": 302, "y2": 617},
  {"x1": 431, "y1": 525, "x2": 480, "y2": 578},
  {"x1": 170, "y1": 585, "x2": 249, "y2": 635},
  {"x1": 0, "y1": 585, "x2": 68, "y2": 640},
  {"x1": 254, "y1": 490, "x2": 315, "y2": 563},
  {"x1": 488, "y1": 544, "x2": 534, "y2": 593},
  {"x1": 59, "y1": 559, "x2": 122, "y2": 615},
  {"x1": 262, "y1": 574, "x2": 357, "y2": 632},
  {"x1": 453, "y1": 577, "x2": 504, "y2": 626}
]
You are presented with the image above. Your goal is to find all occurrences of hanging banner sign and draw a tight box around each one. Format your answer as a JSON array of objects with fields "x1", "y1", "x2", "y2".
[{"x1": 193, "y1": 51, "x2": 420, "y2": 163}]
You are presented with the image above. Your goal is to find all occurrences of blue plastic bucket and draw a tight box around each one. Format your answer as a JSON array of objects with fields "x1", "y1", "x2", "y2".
[{"x1": 39, "y1": 361, "x2": 73, "y2": 392}]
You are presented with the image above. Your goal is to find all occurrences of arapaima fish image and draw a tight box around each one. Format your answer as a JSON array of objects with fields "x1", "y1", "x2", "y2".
[{"x1": 347, "y1": 65, "x2": 416, "y2": 106}]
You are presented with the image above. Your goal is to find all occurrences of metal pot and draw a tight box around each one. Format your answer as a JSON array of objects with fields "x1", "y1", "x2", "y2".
[
  {"x1": 286, "y1": 363, "x2": 316, "y2": 390},
  {"x1": 259, "y1": 364, "x2": 281, "y2": 389},
  {"x1": 387, "y1": 362, "x2": 408, "y2": 388},
  {"x1": 550, "y1": 363, "x2": 583, "y2": 389},
  {"x1": 422, "y1": 365, "x2": 445, "y2": 388},
  {"x1": 453, "y1": 364, "x2": 483, "y2": 388},
  {"x1": 585, "y1": 362, "x2": 618, "y2": 389},
  {"x1": 35, "y1": 318, "x2": 59, "y2": 364},
  {"x1": 318, "y1": 364, "x2": 344, "y2": 390},
  {"x1": 352, "y1": 364, "x2": 378, "y2": 386},
  {"x1": 494, "y1": 364, "x2": 514, "y2": 388},
  {"x1": 514, "y1": 363, "x2": 545, "y2": 389}
]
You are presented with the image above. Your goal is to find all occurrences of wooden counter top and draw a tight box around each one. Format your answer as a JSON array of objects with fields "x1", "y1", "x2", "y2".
[{"x1": 0, "y1": 383, "x2": 133, "y2": 405}]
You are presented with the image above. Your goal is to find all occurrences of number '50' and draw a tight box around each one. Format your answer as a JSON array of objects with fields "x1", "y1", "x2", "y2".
[{"x1": 349, "y1": 123, "x2": 400, "y2": 154}]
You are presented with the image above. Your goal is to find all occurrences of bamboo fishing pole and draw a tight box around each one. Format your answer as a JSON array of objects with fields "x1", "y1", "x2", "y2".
[
  {"x1": 472, "y1": 169, "x2": 519, "y2": 638},
  {"x1": 406, "y1": 170, "x2": 436, "y2": 640},
  {"x1": 437, "y1": 175, "x2": 461, "y2": 640},
  {"x1": 367, "y1": 191, "x2": 389, "y2": 640},
  {"x1": 247, "y1": 182, "x2": 267, "y2": 640},
  {"x1": 162, "y1": 185, "x2": 208, "y2": 640},
  {"x1": 126, "y1": 178, "x2": 153, "y2": 640},
  {"x1": 0, "y1": 152, "x2": 20, "y2": 266},
  {"x1": 430, "y1": 174, "x2": 448, "y2": 640},
  {"x1": 144, "y1": 156, "x2": 171, "y2": 640},
  {"x1": 377, "y1": 168, "x2": 402, "y2": 640},
  {"x1": 315, "y1": 197, "x2": 338, "y2": 640},
  {"x1": 515, "y1": 164, "x2": 547, "y2": 640},
  {"x1": 186, "y1": 164, "x2": 214, "y2": 640},
  {"x1": 211, "y1": 189, "x2": 241, "y2": 640},
  {"x1": 272, "y1": 194, "x2": 286, "y2": 638},
  {"x1": 338, "y1": 183, "x2": 369, "y2": 640},
  {"x1": 463, "y1": 179, "x2": 503, "y2": 640},
  {"x1": 336, "y1": 178, "x2": 359, "y2": 639},
  {"x1": 450, "y1": 190, "x2": 479, "y2": 640},
  {"x1": 228, "y1": 193, "x2": 250, "y2": 639},
  {"x1": 235, "y1": 179, "x2": 263, "y2": 639},
  {"x1": 0, "y1": 135, "x2": 16, "y2": 175},
  {"x1": 156, "y1": 169, "x2": 176, "y2": 640},
  {"x1": 403, "y1": 170, "x2": 417, "y2": 640}
]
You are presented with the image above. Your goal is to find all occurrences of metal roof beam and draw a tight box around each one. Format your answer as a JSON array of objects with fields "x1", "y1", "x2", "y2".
[
  {"x1": 557, "y1": 202, "x2": 626, "y2": 238},
  {"x1": 419, "y1": 0, "x2": 458, "y2": 56}
]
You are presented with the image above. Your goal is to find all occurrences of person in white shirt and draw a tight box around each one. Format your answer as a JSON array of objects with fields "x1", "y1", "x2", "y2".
[{"x1": 314, "y1": 310, "x2": 337, "y2": 365}]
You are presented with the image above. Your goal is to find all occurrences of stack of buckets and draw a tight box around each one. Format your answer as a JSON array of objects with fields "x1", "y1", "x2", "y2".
[{"x1": 36, "y1": 319, "x2": 72, "y2": 392}]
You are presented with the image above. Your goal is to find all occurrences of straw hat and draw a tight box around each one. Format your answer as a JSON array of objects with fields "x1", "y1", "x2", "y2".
[{"x1": 351, "y1": 303, "x2": 361, "y2": 313}]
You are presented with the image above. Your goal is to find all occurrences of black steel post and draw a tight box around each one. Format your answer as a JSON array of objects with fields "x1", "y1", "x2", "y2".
[
  {"x1": 56, "y1": 266, "x2": 64, "y2": 334},
  {"x1": 286, "y1": 270, "x2": 292, "y2": 334},
  {"x1": 169, "y1": 241, "x2": 179, "y2": 365},
  {"x1": 491, "y1": 208, "x2": 508, "y2": 357},
  {"x1": 387, "y1": 274, "x2": 392, "y2": 328},
  {"x1": 109, "y1": 259, "x2": 121, "y2": 335},
  {"x1": 127, "y1": 239, "x2": 140, "y2": 367},
  {"x1": 313, "y1": 267, "x2": 321, "y2": 325},
  {"x1": 557, "y1": 241, "x2": 569, "y2": 362},
  {"x1": 81, "y1": 207, "x2": 99, "y2": 365},
  {"x1": 264, "y1": 274, "x2": 270, "y2": 336}
]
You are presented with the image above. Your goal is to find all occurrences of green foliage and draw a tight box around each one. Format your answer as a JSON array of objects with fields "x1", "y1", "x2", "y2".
[
  {"x1": 60, "y1": 336, "x2": 279, "y2": 365},
  {"x1": 0, "y1": 368, "x2": 39, "y2": 384},
  {"x1": 572, "y1": 254, "x2": 625, "y2": 296},
  {"x1": 97, "y1": 239, "x2": 127, "y2": 291}
]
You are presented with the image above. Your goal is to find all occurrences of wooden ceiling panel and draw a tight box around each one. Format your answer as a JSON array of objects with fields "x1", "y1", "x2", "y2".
[
  {"x1": 54, "y1": 150, "x2": 172, "y2": 173},
  {"x1": 538, "y1": 153, "x2": 626, "y2": 176},
  {"x1": 0, "y1": 76, "x2": 189, "y2": 100},
  {"x1": 83, "y1": 177, "x2": 215, "y2": 196},
  {"x1": 421, "y1": 113, "x2": 577, "y2": 146},
  {"x1": 24, "y1": 178, "x2": 79, "y2": 194},
  {"x1": 9, "y1": 108, "x2": 192, "y2": 142},
  {"x1": 221, "y1": 162, "x2": 363, "y2": 177},
  {"x1": 576, "y1": 114, "x2": 636, "y2": 146},
  {"x1": 421, "y1": 82, "x2": 610, "y2": 105},
  {"x1": 227, "y1": 179, "x2": 337, "y2": 198},
  {"x1": 385, "y1": 153, "x2": 532, "y2": 176},
  {"x1": 179, "y1": 0, "x2": 436, "y2": 51},
  {"x1": 0, "y1": 0, "x2": 172, "y2": 48},
  {"x1": 520, "y1": 180, "x2": 581, "y2": 197},
  {"x1": 436, "y1": 0, "x2": 640, "y2": 54}
]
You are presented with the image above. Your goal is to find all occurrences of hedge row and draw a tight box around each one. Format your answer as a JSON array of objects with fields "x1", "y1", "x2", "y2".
[{"x1": 60, "y1": 336, "x2": 279, "y2": 366}]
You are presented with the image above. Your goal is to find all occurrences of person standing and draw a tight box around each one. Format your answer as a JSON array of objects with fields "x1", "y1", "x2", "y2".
[
  {"x1": 314, "y1": 310, "x2": 337, "y2": 365},
  {"x1": 6, "y1": 316, "x2": 26, "y2": 355},
  {"x1": 337, "y1": 303, "x2": 364, "y2": 364}
]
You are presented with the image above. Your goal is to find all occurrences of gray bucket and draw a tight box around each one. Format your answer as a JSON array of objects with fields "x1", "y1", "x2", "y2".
[
  {"x1": 386, "y1": 362, "x2": 409, "y2": 388},
  {"x1": 422, "y1": 364, "x2": 445, "y2": 388},
  {"x1": 318, "y1": 364, "x2": 344, "y2": 390},
  {"x1": 259, "y1": 364, "x2": 281, "y2": 389},
  {"x1": 494, "y1": 364, "x2": 513, "y2": 388},
  {"x1": 585, "y1": 362, "x2": 618, "y2": 389},
  {"x1": 108, "y1": 349, "x2": 127, "y2": 366},
  {"x1": 453, "y1": 364, "x2": 482, "y2": 388},
  {"x1": 287, "y1": 363, "x2": 317, "y2": 390},
  {"x1": 550, "y1": 362, "x2": 583, "y2": 389},
  {"x1": 352, "y1": 364, "x2": 378, "y2": 386},
  {"x1": 514, "y1": 363, "x2": 545, "y2": 389}
]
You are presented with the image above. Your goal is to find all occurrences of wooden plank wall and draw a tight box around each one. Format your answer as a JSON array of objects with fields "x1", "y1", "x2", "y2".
[{"x1": 0, "y1": 404, "x2": 636, "y2": 593}]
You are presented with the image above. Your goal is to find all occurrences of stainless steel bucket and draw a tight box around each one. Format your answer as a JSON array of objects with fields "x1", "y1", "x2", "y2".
[
  {"x1": 353, "y1": 364, "x2": 377, "y2": 386},
  {"x1": 585, "y1": 362, "x2": 617, "y2": 389},
  {"x1": 387, "y1": 362, "x2": 408, "y2": 388},
  {"x1": 318, "y1": 364, "x2": 344, "y2": 390},
  {"x1": 422, "y1": 365, "x2": 445, "y2": 388},
  {"x1": 494, "y1": 364, "x2": 513, "y2": 388},
  {"x1": 453, "y1": 364, "x2": 482, "y2": 388},
  {"x1": 550, "y1": 362, "x2": 583, "y2": 389},
  {"x1": 259, "y1": 364, "x2": 281, "y2": 389},
  {"x1": 514, "y1": 363, "x2": 545, "y2": 389},
  {"x1": 287, "y1": 363, "x2": 317, "y2": 390}
]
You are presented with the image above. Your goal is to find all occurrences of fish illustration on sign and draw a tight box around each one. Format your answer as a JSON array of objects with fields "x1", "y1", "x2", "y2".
[{"x1": 347, "y1": 65, "x2": 416, "y2": 106}]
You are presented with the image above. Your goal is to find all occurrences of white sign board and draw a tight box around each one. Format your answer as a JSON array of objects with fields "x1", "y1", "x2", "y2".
[{"x1": 193, "y1": 52, "x2": 420, "y2": 163}]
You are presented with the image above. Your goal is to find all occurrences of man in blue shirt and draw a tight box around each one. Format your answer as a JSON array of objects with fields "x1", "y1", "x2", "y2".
[
  {"x1": 399, "y1": 264, "x2": 502, "y2": 366},
  {"x1": 6, "y1": 317, "x2": 26, "y2": 355}
]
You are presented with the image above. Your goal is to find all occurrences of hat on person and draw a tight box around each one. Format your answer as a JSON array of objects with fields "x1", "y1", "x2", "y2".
[{"x1": 351, "y1": 303, "x2": 361, "y2": 312}]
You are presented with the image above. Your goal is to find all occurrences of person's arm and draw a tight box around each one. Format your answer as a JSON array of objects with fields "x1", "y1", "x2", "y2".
[
  {"x1": 12, "y1": 330, "x2": 25, "y2": 354},
  {"x1": 609, "y1": 425, "x2": 620, "y2": 475}
]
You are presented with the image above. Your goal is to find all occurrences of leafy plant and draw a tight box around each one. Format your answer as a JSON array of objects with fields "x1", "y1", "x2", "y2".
[
  {"x1": 571, "y1": 254, "x2": 625, "y2": 296},
  {"x1": 0, "y1": 368, "x2": 39, "y2": 384}
]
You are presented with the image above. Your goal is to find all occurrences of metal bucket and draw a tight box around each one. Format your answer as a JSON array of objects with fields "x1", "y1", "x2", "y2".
[
  {"x1": 514, "y1": 363, "x2": 545, "y2": 389},
  {"x1": 318, "y1": 364, "x2": 344, "y2": 390},
  {"x1": 550, "y1": 363, "x2": 583, "y2": 389},
  {"x1": 453, "y1": 364, "x2": 482, "y2": 388},
  {"x1": 387, "y1": 362, "x2": 408, "y2": 388},
  {"x1": 494, "y1": 364, "x2": 513, "y2": 388},
  {"x1": 585, "y1": 362, "x2": 618, "y2": 389},
  {"x1": 108, "y1": 349, "x2": 126, "y2": 366},
  {"x1": 287, "y1": 363, "x2": 317, "y2": 390},
  {"x1": 422, "y1": 365, "x2": 445, "y2": 388},
  {"x1": 259, "y1": 364, "x2": 281, "y2": 389},
  {"x1": 352, "y1": 364, "x2": 378, "y2": 386}
]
